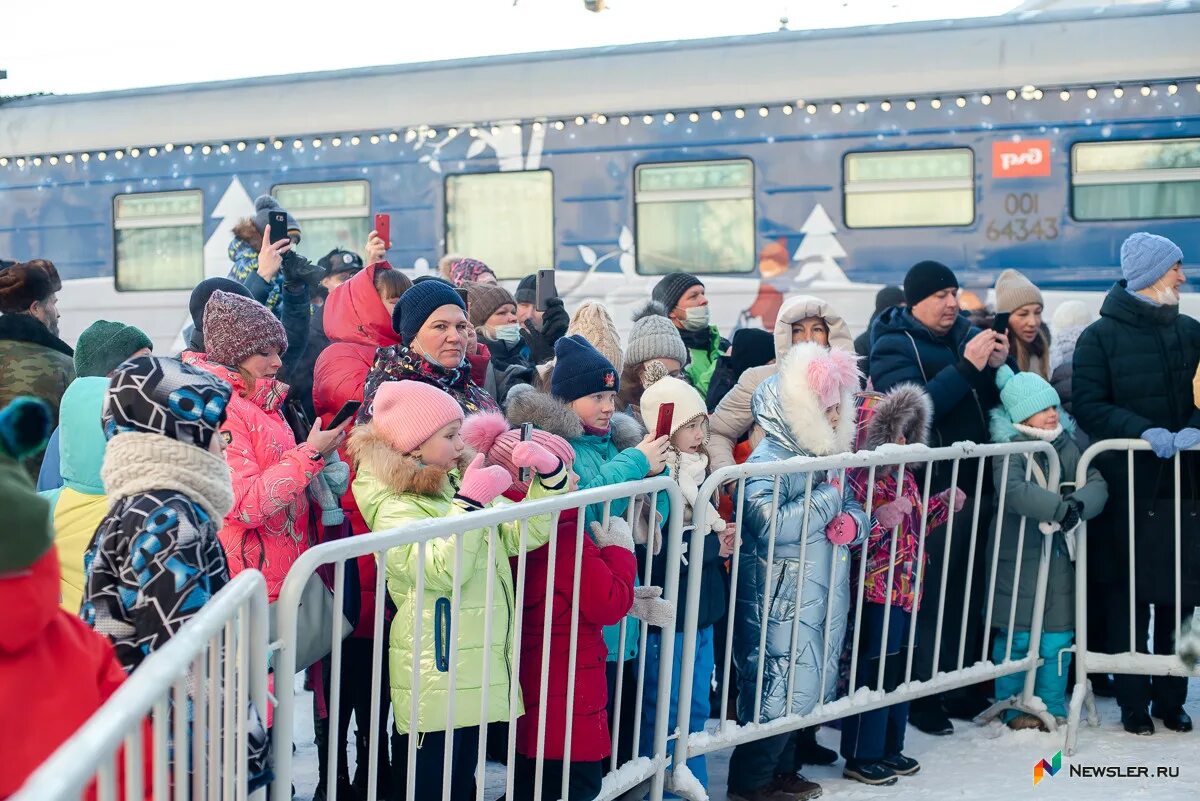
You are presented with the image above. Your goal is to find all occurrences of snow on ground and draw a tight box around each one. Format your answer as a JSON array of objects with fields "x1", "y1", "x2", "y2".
[{"x1": 289, "y1": 676, "x2": 1200, "y2": 801}]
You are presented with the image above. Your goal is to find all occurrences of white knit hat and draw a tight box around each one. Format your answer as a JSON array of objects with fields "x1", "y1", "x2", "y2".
[
  {"x1": 1051, "y1": 300, "x2": 1092, "y2": 333},
  {"x1": 639, "y1": 361, "x2": 708, "y2": 439}
]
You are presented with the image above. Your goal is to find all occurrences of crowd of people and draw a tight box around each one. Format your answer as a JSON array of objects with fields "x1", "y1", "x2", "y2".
[{"x1": 1, "y1": 192, "x2": 1197, "y2": 801}]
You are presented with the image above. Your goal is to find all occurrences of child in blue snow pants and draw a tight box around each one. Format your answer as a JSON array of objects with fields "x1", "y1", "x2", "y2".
[
  {"x1": 992, "y1": 630, "x2": 1075, "y2": 722},
  {"x1": 640, "y1": 626, "x2": 715, "y2": 793}
]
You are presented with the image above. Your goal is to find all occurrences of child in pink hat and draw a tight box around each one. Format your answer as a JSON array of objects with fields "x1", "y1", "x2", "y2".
[{"x1": 348, "y1": 381, "x2": 568, "y2": 800}]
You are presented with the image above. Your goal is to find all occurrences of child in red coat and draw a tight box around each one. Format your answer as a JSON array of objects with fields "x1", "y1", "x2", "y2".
[
  {"x1": 0, "y1": 397, "x2": 134, "y2": 800},
  {"x1": 462, "y1": 412, "x2": 637, "y2": 801}
]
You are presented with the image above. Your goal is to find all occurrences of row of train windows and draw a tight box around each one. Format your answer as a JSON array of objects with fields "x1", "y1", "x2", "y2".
[{"x1": 113, "y1": 137, "x2": 1200, "y2": 291}]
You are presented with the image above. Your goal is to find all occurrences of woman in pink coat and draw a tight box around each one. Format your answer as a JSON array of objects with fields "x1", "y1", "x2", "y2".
[{"x1": 190, "y1": 290, "x2": 345, "y2": 601}]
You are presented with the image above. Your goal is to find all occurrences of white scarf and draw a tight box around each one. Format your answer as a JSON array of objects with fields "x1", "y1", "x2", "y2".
[
  {"x1": 671, "y1": 449, "x2": 725, "y2": 533},
  {"x1": 1013, "y1": 421, "x2": 1063, "y2": 442},
  {"x1": 102, "y1": 432, "x2": 235, "y2": 522}
]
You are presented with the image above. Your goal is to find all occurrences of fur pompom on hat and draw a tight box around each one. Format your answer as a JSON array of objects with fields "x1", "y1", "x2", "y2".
[
  {"x1": 858, "y1": 384, "x2": 932, "y2": 450},
  {"x1": 0, "y1": 397, "x2": 53, "y2": 573},
  {"x1": 252, "y1": 195, "x2": 300, "y2": 240},
  {"x1": 461, "y1": 412, "x2": 575, "y2": 485},
  {"x1": 202, "y1": 290, "x2": 288, "y2": 368},
  {"x1": 806, "y1": 345, "x2": 861, "y2": 409},
  {"x1": 995, "y1": 364, "x2": 1061, "y2": 425},
  {"x1": 0, "y1": 395, "x2": 52, "y2": 462}
]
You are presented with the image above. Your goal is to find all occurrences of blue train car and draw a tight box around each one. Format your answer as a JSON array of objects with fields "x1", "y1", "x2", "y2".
[{"x1": 2, "y1": 3, "x2": 1199, "y2": 349}]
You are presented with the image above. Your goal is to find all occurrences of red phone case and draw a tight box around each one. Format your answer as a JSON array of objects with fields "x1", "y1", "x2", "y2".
[
  {"x1": 655, "y1": 403, "x2": 674, "y2": 439},
  {"x1": 374, "y1": 213, "x2": 391, "y2": 247}
]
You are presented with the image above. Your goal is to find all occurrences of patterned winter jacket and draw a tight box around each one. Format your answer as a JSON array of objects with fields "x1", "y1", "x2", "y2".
[
  {"x1": 358, "y1": 343, "x2": 499, "y2": 423},
  {"x1": 187, "y1": 354, "x2": 325, "y2": 601},
  {"x1": 846, "y1": 468, "x2": 952, "y2": 613},
  {"x1": 0, "y1": 314, "x2": 75, "y2": 479},
  {"x1": 81, "y1": 433, "x2": 234, "y2": 672},
  {"x1": 227, "y1": 236, "x2": 282, "y2": 311}
]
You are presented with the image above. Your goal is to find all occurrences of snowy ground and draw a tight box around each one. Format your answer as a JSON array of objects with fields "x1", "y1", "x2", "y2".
[{"x1": 289, "y1": 677, "x2": 1200, "y2": 801}]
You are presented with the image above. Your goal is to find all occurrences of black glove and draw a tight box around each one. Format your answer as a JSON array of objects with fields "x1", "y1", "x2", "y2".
[
  {"x1": 281, "y1": 250, "x2": 325, "y2": 292},
  {"x1": 1059, "y1": 499, "x2": 1083, "y2": 533},
  {"x1": 522, "y1": 297, "x2": 569, "y2": 364}
]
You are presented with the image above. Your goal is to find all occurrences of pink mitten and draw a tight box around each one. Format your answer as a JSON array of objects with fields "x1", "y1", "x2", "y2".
[
  {"x1": 874, "y1": 500, "x2": 907, "y2": 530},
  {"x1": 511, "y1": 440, "x2": 561, "y2": 475},
  {"x1": 825, "y1": 511, "x2": 857, "y2": 545},
  {"x1": 456, "y1": 454, "x2": 514, "y2": 506},
  {"x1": 937, "y1": 487, "x2": 968, "y2": 513}
]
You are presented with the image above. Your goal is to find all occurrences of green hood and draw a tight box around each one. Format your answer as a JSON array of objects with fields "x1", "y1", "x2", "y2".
[{"x1": 56, "y1": 377, "x2": 108, "y2": 495}]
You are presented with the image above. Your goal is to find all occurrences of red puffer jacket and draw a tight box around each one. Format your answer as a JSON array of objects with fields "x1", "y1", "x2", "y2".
[
  {"x1": 509, "y1": 505, "x2": 636, "y2": 762},
  {"x1": 312, "y1": 262, "x2": 400, "y2": 638},
  {"x1": 0, "y1": 549, "x2": 145, "y2": 800}
]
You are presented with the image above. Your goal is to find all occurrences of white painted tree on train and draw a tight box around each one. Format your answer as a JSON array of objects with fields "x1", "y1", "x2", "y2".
[
  {"x1": 792, "y1": 203, "x2": 849, "y2": 284},
  {"x1": 204, "y1": 176, "x2": 255, "y2": 279}
]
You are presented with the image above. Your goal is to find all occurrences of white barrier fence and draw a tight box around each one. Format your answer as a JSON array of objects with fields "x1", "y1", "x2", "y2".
[
  {"x1": 269, "y1": 476, "x2": 686, "y2": 801},
  {"x1": 13, "y1": 570, "x2": 270, "y2": 801},
  {"x1": 1066, "y1": 440, "x2": 1200, "y2": 755},
  {"x1": 25, "y1": 439, "x2": 1200, "y2": 799},
  {"x1": 667, "y1": 442, "x2": 1062, "y2": 798}
]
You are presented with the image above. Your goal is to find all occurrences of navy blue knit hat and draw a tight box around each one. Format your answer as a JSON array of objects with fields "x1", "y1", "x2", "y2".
[
  {"x1": 651, "y1": 272, "x2": 704, "y2": 313},
  {"x1": 395, "y1": 279, "x2": 466, "y2": 343},
  {"x1": 551, "y1": 335, "x2": 620, "y2": 402}
]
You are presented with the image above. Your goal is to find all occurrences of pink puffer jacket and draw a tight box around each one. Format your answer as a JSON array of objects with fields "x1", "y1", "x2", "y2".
[{"x1": 187, "y1": 354, "x2": 324, "y2": 601}]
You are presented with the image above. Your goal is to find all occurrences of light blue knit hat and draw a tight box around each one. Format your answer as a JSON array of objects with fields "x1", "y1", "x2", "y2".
[
  {"x1": 1120, "y1": 232, "x2": 1183, "y2": 291},
  {"x1": 996, "y1": 365, "x2": 1061, "y2": 425}
]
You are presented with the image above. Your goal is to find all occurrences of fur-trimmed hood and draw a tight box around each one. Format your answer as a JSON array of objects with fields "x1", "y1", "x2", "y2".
[
  {"x1": 861, "y1": 383, "x2": 932, "y2": 450},
  {"x1": 504, "y1": 384, "x2": 645, "y2": 449},
  {"x1": 772, "y1": 295, "x2": 854, "y2": 362},
  {"x1": 348, "y1": 423, "x2": 473, "y2": 497},
  {"x1": 232, "y1": 218, "x2": 264, "y2": 251},
  {"x1": 751, "y1": 342, "x2": 859, "y2": 457}
]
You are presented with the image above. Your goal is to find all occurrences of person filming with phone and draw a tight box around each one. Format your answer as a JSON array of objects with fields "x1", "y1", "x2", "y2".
[
  {"x1": 868, "y1": 259, "x2": 1011, "y2": 737},
  {"x1": 515, "y1": 269, "x2": 570, "y2": 365}
]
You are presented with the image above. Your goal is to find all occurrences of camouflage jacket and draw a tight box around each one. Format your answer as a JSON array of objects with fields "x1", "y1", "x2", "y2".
[{"x1": 0, "y1": 314, "x2": 75, "y2": 479}]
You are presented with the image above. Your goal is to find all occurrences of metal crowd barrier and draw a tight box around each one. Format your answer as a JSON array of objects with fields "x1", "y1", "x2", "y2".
[
  {"x1": 1065, "y1": 440, "x2": 1200, "y2": 755},
  {"x1": 270, "y1": 476, "x2": 685, "y2": 801},
  {"x1": 667, "y1": 441, "x2": 1062, "y2": 799},
  {"x1": 13, "y1": 570, "x2": 271, "y2": 801}
]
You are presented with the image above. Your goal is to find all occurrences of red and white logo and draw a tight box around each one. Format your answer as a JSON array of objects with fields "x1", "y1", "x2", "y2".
[{"x1": 992, "y1": 140, "x2": 1051, "y2": 178}]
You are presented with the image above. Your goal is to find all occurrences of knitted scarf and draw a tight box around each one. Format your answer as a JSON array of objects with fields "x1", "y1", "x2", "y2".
[
  {"x1": 361, "y1": 345, "x2": 499, "y2": 421},
  {"x1": 102, "y1": 432, "x2": 235, "y2": 521}
]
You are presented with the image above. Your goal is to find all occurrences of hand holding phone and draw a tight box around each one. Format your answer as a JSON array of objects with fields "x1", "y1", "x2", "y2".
[
  {"x1": 535, "y1": 268, "x2": 558, "y2": 312},
  {"x1": 374, "y1": 213, "x2": 391, "y2": 249},
  {"x1": 655, "y1": 402, "x2": 675, "y2": 440},
  {"x1": 519, "y1": 422, "x2": 533, "y2": 483},
  {"x1": 991, "y1": 311, "x2": 1011, "y2": 334}
]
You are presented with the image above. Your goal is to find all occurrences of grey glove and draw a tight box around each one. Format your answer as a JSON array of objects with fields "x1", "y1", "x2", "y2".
[
  {"x1": 629, "y1": 585, "x2": 675, "y2": 628},
  {"x1": 590, "y1": 518, "x2": 634, "y2": 552}
]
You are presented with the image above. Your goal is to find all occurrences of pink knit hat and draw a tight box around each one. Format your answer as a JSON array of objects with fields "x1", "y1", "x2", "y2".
[
  {"x1": 461, "y1": 412, "x2": 575, "y2": 486},
  {"x1": 371, "y1": 381, "x2": 464, "y2": 453},
  {"x1": 202, "y1": 290, "x2": 287, "y2": 367}
]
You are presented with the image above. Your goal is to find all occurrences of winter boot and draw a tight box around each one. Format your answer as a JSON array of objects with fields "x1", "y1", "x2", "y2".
[
  {"x1": 843, "y1": 760, "x2": 899, "y2": 786},
  {"x1": 1006, "y1": 713, "x2": 1048, "y2": 732},
  {"x1": 793, "y1": 727, "x2": 838, "y2": 766},
  {"x1": 772, "y1": 772, "x2": 824, "y2": 799},
  {"x1": 880, "y1": 753, "x2": 920, "y2": 776}
]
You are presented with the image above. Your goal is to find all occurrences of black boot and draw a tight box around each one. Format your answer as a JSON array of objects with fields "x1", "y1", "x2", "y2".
[
  {"x1": 1152, "y1": 705, "x2": 1193, "y2": 733},
  {"x1": 1121, "y1": 708, "x2": 1155, "y2": 736},
  {"x1": 794, "y1": 727, "x2": 838, "y2": 766},
  {"x1": 1091, "y1": 673, "x2": 1116, "y2": 698},
  {"x1": 908, "y1": 697, "x2": 953, "y2": 736},
  {"x1": 352, "y1": 728, "x2": 393, "y2": 799}
]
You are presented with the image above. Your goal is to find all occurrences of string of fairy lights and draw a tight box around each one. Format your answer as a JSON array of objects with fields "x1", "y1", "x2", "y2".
[{"x1": 1, "y1": 80, "x2": 1197, "y2": 169}]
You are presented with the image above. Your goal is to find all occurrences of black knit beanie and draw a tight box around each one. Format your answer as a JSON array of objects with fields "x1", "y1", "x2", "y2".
[
  {"x1": 903, "y1": 261, "x2": 959, "y2": 307},
  {"x1": 651, "y1": 272, "x2": 704, "y2": 313}
]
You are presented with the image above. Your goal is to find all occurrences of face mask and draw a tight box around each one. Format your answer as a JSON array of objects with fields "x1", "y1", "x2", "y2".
[
  {"x1": 1151, "y1": 282, "x2": 1181, "y2": 306},
  {"x1": 493, "y1": 323, "x2": 522, "y2": 344},
  {"x1": 680, "y1": 305, "x2": 710, "y2": 331}
]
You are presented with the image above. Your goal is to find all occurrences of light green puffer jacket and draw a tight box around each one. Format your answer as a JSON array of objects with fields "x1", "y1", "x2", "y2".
[{"x1": 350, "y1": 426, "x2": 566, "y2": 733}]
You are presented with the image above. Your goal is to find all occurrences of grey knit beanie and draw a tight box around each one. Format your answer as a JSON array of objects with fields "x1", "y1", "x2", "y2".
[{"x1": 624, "y1": 302, "x2": 688, "y2": 368}]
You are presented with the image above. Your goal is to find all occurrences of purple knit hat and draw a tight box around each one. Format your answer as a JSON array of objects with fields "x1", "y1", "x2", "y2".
[
  {"x1": 202, "y1": 290, "x2": 288, "y2": 367},
  {"x1": 448, "y1": 258, "x2": 496, "y2": 287}
]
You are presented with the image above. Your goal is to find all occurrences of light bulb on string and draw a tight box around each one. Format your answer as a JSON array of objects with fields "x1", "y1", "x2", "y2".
[
  {"x1": 806, "y1": 103, "x2": 817, "y2": 114},
  {"x1": 980, "y1": 94, "x2": 991, "y2": 105},
  {"x1": 1168, "y1": 84, "x2": 1178, "y2": 95},
  {"x1": 331, "y1": 137, "x2": 341, "y2": 147},
  {"x1": 49, "y1": 156, "x2": 58, "y2": 165},
  {"x1": 857, "y1": 102, "x2": 868, "y2": 112},
  {"x1": 1140, "y1": 85, "x2": 1151, "y2": 96},
  {"x1": 98, "y1": 152, "x2": 107, "y2": 161},
  {"x1": 131, "y1": 148, "x2": 141, "y2": 157},
  {"x1": 184, "y1": 145, "x2": 194, "y2": 154},
  {"x1": 619, "y1": 115, "x2": 630, "y2": 125},
  {"x1": 1060, "y1": 90, "x2": 1070, "y2": 101},
  {"x1": 905, "y1": 100, "x2": 916, "y2": 111},
  {"x1": 198, "y1": 146, "x2": 208, "y2": 156},
  {"x1": 554, "y1": 120, "x2": 565, "y2": 130},
  {"x1": 1006, "y1": 89, "x2": 1017, "y2": 101},
  {"x1": 235, "y1": 142, "x2": 245, "y2": 152},
  {"x1": 955, "y1": 97, "x2": 966, "y2": 108},
  {"x1": 274, "y1": 140, "x2": 284, "y2": 150},
  {"x1": 930, "y1": 98, "x2": 941, "y2": 109},
  {"x1": 830, "y1": 103, "x2": 842, "y2": 113},
  {"x1": 688, "y1": 112, "x2": 700, "y2": 122},
  {"x1": 643, "y1": 115, "x2": 653, "y2": 124},
  {"x1": 734, "y1": 108, "x2": 745, "y2": 119},
  {"x1": 880, "y1": 100, "x2": 892, "y2": 111},
  {"x1": 782, "y1": 104, "x2": 793, "y2": 115},
  {"x1": 1113, "y1": 87, "x2": 1124, "y2": 98},
  {"x1": 664, "y1": 112, "x2": 676, "y2": 122},
  {"x1": 389, "y1": 132, "x2": 399, "y2": 142},
  {"x1": 759, "y1": 106, "x2": 769, "y2": 117},
  {"x1": 711, "y1": 110, "x2": 722, "y2": 120},
  {"x1": 1087, "y1": 87, "x2": 1097, "y2": 99}
]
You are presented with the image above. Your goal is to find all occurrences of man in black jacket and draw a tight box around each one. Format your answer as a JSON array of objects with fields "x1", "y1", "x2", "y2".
[
  {"x1": 1072, "y1": 232, "x2": 1199, "y2": 736},
  {"x1": 869, "y1": 260, "x2": 1010, "y2": 736}
]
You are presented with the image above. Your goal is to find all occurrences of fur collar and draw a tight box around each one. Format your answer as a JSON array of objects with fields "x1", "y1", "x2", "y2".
[
  {"x1": 757, "y1": 344, "x2": 857, "y2": 456},
  {"x1": 864, "y1": 383, "x2": 932, "y2": 449},
  {"x1": 102, "y1": 433, "x2": 234, "y2": 521},
  {"x1": 504, "y1": 384, "x2": 645, "y2": 449},
  {"x1": 232, "y1": 218, "x2": 264, "y2": 251},
  {"x1": 348, "y1": 424, "x2": 472, "y2": 497},
  {"x1": 0, "y1": 313, "x2": 74, "y2": 357}
]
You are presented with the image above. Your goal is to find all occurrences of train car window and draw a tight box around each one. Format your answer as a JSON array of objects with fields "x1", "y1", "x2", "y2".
[
  {"x1": 634, "y1": 159, "x2": 755, "y2": 275},
  {"x1": 113, "y1": 190, "x2": 204, "y2": 291},
  {"x1": 843, "y1": 148, "x2": 975, "y2": 228},
  {"x1": 444, "y1": 170, "x2": 554, "y2": 279},
  {"x1": 272, "y1": 180, "x2": 371, "y2": 260},
  {"x1": 1071, "y1": 138, "x2": 1200, "y2": 221}
]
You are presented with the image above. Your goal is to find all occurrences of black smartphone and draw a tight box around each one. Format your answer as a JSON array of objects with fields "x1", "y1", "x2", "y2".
[
  {"x1": 535, "y1": 268, "x2": 557, "y2": 312},
  {"x1": 519, "y1": 422, "x2": 533, "y2": 483},
  {"x1": 329, "y1": 400, "x2": 362, "y2": 430},
  {"x1": 991, "y1": 311, "x2": 1011, "y2": 333},
  {"x1": 268, "y1": 211, "x2": 289, "y2": 244}
]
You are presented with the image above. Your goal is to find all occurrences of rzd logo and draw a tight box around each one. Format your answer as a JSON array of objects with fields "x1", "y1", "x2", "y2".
[
  {"x1": 993, "y1": 140, "x2": 1052, "y2": 178},
  {"x1": 1033, "y1": 750, "x2": 1063, "y2": 786}
]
